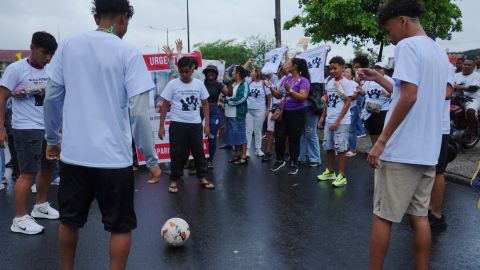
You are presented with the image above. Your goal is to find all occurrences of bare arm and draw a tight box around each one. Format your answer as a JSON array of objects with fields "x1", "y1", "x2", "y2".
[
  {"x1": 202, "y1": 99, "x2": 210, "y2": 138},
  {"x1": 0, "y1": 86, "x2": 11, "y2": 147},
  {"x1": 221, "y1": 77, "x2": 233, "y2": 96},
  {"x1": 368, "y1": 82, "x2": 417, "y2": 168},
  {"x1": 244, "y1": 58, "x2": 254, "y2": 69},
  {"x1": 357, "y1": 69, "x2": 394, "y2": 93},
  {"x1": 446, "y1": 84, "x2": 453, "y2": 100},
  {"x1": 158, "y1": 99, "x2": 170, "y2": 140}
]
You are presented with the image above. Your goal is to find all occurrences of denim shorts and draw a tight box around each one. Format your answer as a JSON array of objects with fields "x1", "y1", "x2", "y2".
[
  {"x1": 323, "y1": 123, "x2": 349, "y2": 153},
  {"x1": 13, "y1": 129, "x2": 57, "y2": 174}
]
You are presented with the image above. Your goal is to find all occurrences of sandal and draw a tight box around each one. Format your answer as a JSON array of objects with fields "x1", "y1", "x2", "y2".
[
  {"x1": 234, "y1": 157, "x2": 248, "y2": 165},
  {"x1": 229, "y1": 156, "x2": 241, "y2": 163},
  {"x1": 207, "y1": 163, "x2": 214, "y2": 170},
  {"x1": 200, "y1": 182, "x2": 215, "y2": 189},
  {"x1": 346, "y1": 151, "x2": 356, "y2": 157},
  {"x1": 168, "y1": 186, "x2": 178, "y2": 193}
]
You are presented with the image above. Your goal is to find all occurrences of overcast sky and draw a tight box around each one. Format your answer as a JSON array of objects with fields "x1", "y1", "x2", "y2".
[{"x1": 0, "y1": 0, "x2": 478, "y2": 65}]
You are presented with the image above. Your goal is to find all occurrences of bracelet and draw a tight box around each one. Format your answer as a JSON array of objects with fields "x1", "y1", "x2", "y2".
[{"x1": 266, "y1": 110, "x2": 270, "y2": 112}]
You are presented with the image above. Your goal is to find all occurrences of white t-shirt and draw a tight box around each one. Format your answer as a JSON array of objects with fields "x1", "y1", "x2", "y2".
[
  {"x1": 325, "y1": 78, "x2": 353, "y2": 125},
  {"x1": 443, "y1": 64, "x2": 456, "y2": 134},
  {"x1": 247, "y1": 80, "x2": 271, "y2": 110},
  {"x1": 363, "y1": 75, "x2": 395, "y2": 111},
  {"x1": 380, "y1": 36, "x2": 449, "y2": 166},
  {"x1": 225, "y1": 84, "x2": 239, "y2": 118},
  {"x1": 46, "y1": 31, "x2": 155, "y2": 168},
  {"x1": 271, "y1": 75, "x2": 286, "y2": 107},
  {"x1": 161, "y1": 78, "x2": 209, "y2": 123},
  {"x1": 262, "y1": 46, "x2": 288, "y2": 74},
  {"x1": 0, "y1": 58, "x2": 48, "y2": 130},
  {"x1": 296, "y1": 45, "x2": 330, "y2": 83},
  {"x1": 349, "y1": 80, "x2": 359, "y2": 109},
  {"x1": 454, "y1": 72, "x2": 480, "y2": 100}
]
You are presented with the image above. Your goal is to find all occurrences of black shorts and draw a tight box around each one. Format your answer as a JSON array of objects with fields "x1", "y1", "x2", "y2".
[
  {"x1": 58, "y1": 161, "x2": 137, "y2": 233},
  {"x1": 436, "y1": 134, "x2": 449, "y2": 174},
  {"x1": 13, "y1": 129, "x2": 57, "y2": 174},
  {"x1": 364, "y1": 111, "x2": 387, "y2": 136}
]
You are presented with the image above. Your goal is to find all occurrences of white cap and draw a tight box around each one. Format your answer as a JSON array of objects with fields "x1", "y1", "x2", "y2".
[{"x1": 374, "y1": 62, "x2": 386, "y2": 69}]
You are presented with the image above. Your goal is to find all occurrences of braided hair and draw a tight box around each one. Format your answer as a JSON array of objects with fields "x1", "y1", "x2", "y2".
[{"x1": 291, "y1": 58, "x2": 311, "y2": 82}]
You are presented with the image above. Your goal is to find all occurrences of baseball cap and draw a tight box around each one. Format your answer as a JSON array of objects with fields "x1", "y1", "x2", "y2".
[{"x1": 374, "y1": 62, "x2": 386, "y2": 69}]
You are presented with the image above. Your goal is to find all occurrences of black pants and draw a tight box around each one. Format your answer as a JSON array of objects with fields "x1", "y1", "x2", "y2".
[
  {"x1": 182, "y1": 109, "x2": 205, "y2": 167},
  {"x1": 274, "y1": 108, "x2": 307, "y2": 163},
  {"x1": 170, "y1": 121, "x2": 206, "y2": 181}
]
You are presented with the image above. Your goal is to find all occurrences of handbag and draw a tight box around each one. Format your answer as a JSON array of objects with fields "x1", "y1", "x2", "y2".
[
  {"x1": 271, "y1": 95, "x2": 286, "y2": 122},
  {"x1": 307, "y1": 83, "x2": 325, "y2": 114}
]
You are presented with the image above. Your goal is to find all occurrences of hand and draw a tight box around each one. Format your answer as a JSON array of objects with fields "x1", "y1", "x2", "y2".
[
  {"x1": 303, "y1": 43, "x2": 308, "y2": 51},
  {"x1": 219, "y1": 59, "x2": 225, "y2": 63},
  {"x1": 162, "y1": 45, "x2": 174, "y2": 58},
  {"x1": 295, "y1": 51, "x2": 302, "y2": 55},
  {"x1": 147, "y1": 165, "x2": 162, "y2": 184},
  {"x1": 223, "y1": 76, "x2": 231, "y2": 83},
  {"x1": 248, "y1": 58, "x2": 255, "y2": 64},
  {"x1": 264, "y1": 79, "x2": 273, "y2": 89},
  {"x1": 318, "y1": 118, "x2": 324, "y2": 128},
  {"x1": 265, "y1": 111, "x2": 269, "y2": 119},
  {"x1": 381, "y1": 90, "x2": 389, "y2": 97},
  {"x1": 158, "y1": 126, "x2": 166, "y2": 140},
  {"x1": 0, "y1": 129, "x2": 8, "y2": 148},
  {"x1": 283, "y1": 81, "x2": 291, "y2": 92},
  {"x1": 204, "y1": 125, "x2": 210, "y2": 138},
  {"x1": 367, "y1": 140, "x2": 386, "y2": 169},
  {"x1": 175, "y1": 39, "x2": 183, "y2": 54},
  {"x1": 46, "y1": 143, "x2": 61, "y2": 161},
  {"x1": 329, "y1": 121, "x2": 339, "y2": 131},
  {"x1": 356, "y1": 85, "x2": 365, "y2": 95},
  {"x1": 357, "y1": 68, "x2": 380, "y2": 81}
]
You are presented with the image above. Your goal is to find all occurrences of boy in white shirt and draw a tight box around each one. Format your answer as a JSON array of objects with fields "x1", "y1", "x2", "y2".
[
  {"x1": 0, "y1": 31, "x2": 59, "y2": 235},
  {"x1": 358, "y1": 0, "x2": 450, "y2": 269},
  {"x1": 317, "y1": 56, "x2": 353, "y2": 187}
]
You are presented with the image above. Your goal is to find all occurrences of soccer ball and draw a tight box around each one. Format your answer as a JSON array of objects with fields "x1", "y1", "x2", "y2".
[{"x1": 161, "y1": 218, "x2": 190, "y2": 247}]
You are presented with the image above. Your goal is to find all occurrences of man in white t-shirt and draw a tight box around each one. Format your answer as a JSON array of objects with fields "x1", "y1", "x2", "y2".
[
  {"x1": 454, "y1": 58, "x2": 480, "y2": 140},
  {"x1": 0, "y1": 32, "x2": 59, "y2": 235},
  {"x1": 42, "y1": 1, "x2": 161, "y2": 268},
  {"x1": 358, "y1": 1, "x2": 450, "y2": 269}
]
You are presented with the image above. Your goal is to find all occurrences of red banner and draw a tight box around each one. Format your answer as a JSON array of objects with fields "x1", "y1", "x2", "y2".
[
  {"x1": 447, "y1": 53, "x2": 465, "y2": 67},
  {"x1": 137, "y1": 139, "x2": 210, "y2": 163},
  {"x1": 143, "y1": 52, "x2": 203, "y2": 71}
]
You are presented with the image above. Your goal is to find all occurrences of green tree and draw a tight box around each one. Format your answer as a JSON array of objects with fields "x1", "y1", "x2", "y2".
[
  {"x1": 284, "y1": 0, "x2": 462, "y2": 60},
  {"x1": 193, "y1": 39, "x2": 252, "y2": 69},
  {"x1": 349, "y1": 44, "x2": 382, "y2": 68},
  {"x1": 244, "y1": 34, "x2": 277, "y2": 68}
]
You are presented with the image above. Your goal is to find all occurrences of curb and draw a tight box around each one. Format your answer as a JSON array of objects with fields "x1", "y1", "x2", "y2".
[{"x1": 444, "y1": 171, "x2": 472, "y2": 187}]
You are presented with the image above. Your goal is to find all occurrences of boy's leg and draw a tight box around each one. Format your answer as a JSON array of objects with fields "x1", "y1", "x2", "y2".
[
  {"x1": 327, "y1": 150, "x2": 335, "y2": 172},
  {"x1": 168, "y1": 122, "x2": 188, "y2": 187},
  {"x1": 334, "y1": 124, "x2": 349, "y2": 175},
  {"x1": 337, "y1": 153, "x2": 347, "y2": 175},
  {"x1": 14, "y1": 173, "x2": 36, "y2": 217},
  {"x1": 408, "y1": 215, "x2": 431, "y2": 270},
  {"x1": 110, "y1": 232, "x2": 132, "y2": 270},
  {"x1": 35, "y1": 166, "x2": 55, "y2": 205},
  {"x1": 187, "y1": 123, "x2": 209, "y2": 183},
  {"x1": 322, "y1": 123, "x2": 336, "y2": 173},
  {"x1": 59, "y1": 224, "x2": 79, "y2": 270},
  {"x1": 368, "y1": 215, "x2": 392, "y2": 270}
]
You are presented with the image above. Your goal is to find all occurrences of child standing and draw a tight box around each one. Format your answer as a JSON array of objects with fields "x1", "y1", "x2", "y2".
[{"x1": 317, "y1": 56, "x2": 353, "y2": 186}]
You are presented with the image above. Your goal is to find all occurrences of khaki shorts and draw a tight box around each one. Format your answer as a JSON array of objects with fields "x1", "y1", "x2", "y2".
[{"x1": 373, "y1": 160, "x2": 435, "y2": 223}]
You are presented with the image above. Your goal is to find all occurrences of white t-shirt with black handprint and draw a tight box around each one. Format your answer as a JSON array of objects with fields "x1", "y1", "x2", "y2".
[
  {"x1": 363, "y1": 75, "x2": 395, "y2": 111},
  {"x1": 161, "y1": 78, "x2": 209, "y2": 124},
  {"x1": 325, "y1": 77, "x2": 353, "y2": 125},
  {"x1": 247, "y1": 80, "x2": 271, "y2": 110}
]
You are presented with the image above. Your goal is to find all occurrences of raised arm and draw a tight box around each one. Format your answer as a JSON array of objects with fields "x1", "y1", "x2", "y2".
[
  {"x1": 357, "y1": 69, "x2": 393, "y2": 93},
  {"x1": 164, "y1": 45, "x2": 180, "y2": 78},
  {"x1": 244, "y1": 58, "x2": 255, "y2": 69}
]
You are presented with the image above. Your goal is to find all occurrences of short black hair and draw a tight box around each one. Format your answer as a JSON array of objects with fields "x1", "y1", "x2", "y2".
[
  {"x1": 464, "y1": 58, "x2": 475, "y2": 64},
  {"x1": 353, "y1": 55, "x2": 369, "y2": 68},
  {"x1": 178, "y1": 57, "x2": 194, "y2": 69},
  {"x1": 32, "y1": 32, "x2": 57, "y2": 51},
  {"x1": 189, "y1": 56, "x2": 199, "y2": 70},
  {"x1": 376, "y1": 0, "x2": 426, "y2": 27},
  {"x1": 425, "y1": 31, "x2": 436, "y2": 41},
  {"x1": 91, "y1": 0, "x2": 134, "y2": 20},
  {"x1": 457, "y1": 58, "x2": 465, "y2": 62},
  {"x1": 329, "y1": 56, "x2": 345, "y2": 66}
]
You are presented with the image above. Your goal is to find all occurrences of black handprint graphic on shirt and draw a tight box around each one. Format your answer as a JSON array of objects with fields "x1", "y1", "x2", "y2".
[
  {"x1": 328, "y1": 93, "x2": 340, "y2": 108},
  {"x1": 250, "y1": 88, "x2": 261, "y2": 98}
]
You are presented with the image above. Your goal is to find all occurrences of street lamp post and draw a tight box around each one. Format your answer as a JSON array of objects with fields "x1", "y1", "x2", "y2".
[{"x1": 149, "y1": 26, "x2": 185, "y2": 47}]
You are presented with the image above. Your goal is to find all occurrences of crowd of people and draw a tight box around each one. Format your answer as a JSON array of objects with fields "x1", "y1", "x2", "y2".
[{"x1": 0, "y1": 0, "x2": 478, "y2": 269}]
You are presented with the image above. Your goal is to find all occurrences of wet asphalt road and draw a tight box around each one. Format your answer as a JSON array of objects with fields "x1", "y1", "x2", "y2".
[{"x1": 0, "y1": 142, "x2": 480, "y2": 270}]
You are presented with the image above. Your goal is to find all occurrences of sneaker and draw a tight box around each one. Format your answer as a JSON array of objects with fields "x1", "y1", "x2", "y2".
[
  {"x1": 31, "y1": 202, "x2": 59, "y2": 219},
  {"x1": 255, "y1": 148, "x2": 265, "y2": 157},
  {"x1": 51, "y1": 177, "x2": 60, "y2": 185},
  {"x1": 317, "y1": 169, "x2": 336, "y2": 181},
  {"x1": 284, "y1": 153, "x2": 290, "y2": 161},
  {"x1": 262, "y1": 134, "x2": 267, "y2": 139},
  {"x1": 0, "y1": 184, "x2": 4, "y2": 190},
  {"x1": 309, "y1": 162, "x2": 321, "y2": 167},
  {"x1": 428, "y1": 211, "x2": 447, "y2": 228},
  {"x1": 1, "y1": 177, "x2": 7, "y2": 184},
  {"x1": 332, "y1": 174, "x2": 347, "y2": 187},
  {"x1": 271, "y1": 160, "x2": 286, "y2": 171},
  {"x1": 11, "y1": 215, "x2": 44, "y2": 234},
  {"x1": 288, "y1": 165, "x2": 298, "y2": 175},
  {"x1": 346, "y1": 151, "x2": 356, "y2": 157},
  {"x1": 246, "y1": 148, "x2": 250, "y2": 158},
  {"x1": 5, "y1": 161, "x2": 14, "y2": 168},
  {"x1": 262, "y1": 152, "x2": 273, "y2": 162},
  {"x1": 12, "y1": 173, "x2": 19, "y2": 180},
  {"x1": 31, "y1": 184, "x2": 37, "y2": 194},
  {"x1": 357, "y1": 133, "x2": 366, "y2": 138},
  {"x1": 366, "y1": 147, "x2": 373, "y2": 154}
]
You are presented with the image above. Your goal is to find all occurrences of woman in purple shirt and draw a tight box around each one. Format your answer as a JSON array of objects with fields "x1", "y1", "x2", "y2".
[{"x1": 265, "y1": 58, "x2": 311, "y2": 174}]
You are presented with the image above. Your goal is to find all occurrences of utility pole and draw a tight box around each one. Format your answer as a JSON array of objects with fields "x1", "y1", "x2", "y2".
[
  {"x1": 187, "y1": 0, "x2": 190, "y2": 53},
  {"x1": 275, "y1": 0, "x2": 281, "y2": 47}
]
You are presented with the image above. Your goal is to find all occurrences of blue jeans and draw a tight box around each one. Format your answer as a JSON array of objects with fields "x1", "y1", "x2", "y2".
[
  {"x1": 299, "y1": 106, "x2": 321, "y2": 163},
  {"x1": 356, "y1": 96, "x2": 365, "y2": 135},
  {"x1": 207, "y1": 106, "x2": 221, "y2": 163},
  {"x1": 349, "y1": 106, "x2": 360, "y2": 151},
  {"x1": 0, "y1": 148, "x2": 4, "y2": 179}
]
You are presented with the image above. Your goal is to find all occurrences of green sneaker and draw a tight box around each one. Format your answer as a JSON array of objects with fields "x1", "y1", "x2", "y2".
[
  {"x1": 317, "y1": 169, "x2": 336, "y2": 181},
  {"x1": 332, "y1": 174, "x2": 347, "y2": 187}
]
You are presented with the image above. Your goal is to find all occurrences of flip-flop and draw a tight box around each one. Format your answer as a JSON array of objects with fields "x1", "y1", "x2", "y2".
[
  {"x1": 200, "y1": 182, "x2": 215, "y2": 189},
  {"x1": 229, "y1": 156, "x2": 241, "y2": 163},
  {"x1": 234, "y1": 158, "x2": 248, "y2": 165},
  {"x1": 207, "y1": 163, "x2": 214, "y2": 170},
  {"x1": 168, "y1": 186, "x2": 178, "y2": 193}
]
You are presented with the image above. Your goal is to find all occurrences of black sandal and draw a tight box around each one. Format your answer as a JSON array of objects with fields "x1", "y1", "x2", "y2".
[
  {"x1": 168, "y1": 186, "x2": 178, "y2": 193},
  {"x1": 207, "y1": 163, "x2": 214, "y2": 170},
  {"x1": 229, "y1": 156, "x2": 241, "y2": 163},
  {"x1": 234, "y1": 158, "x2": 248, "y2": 165},
  {"x1": 200, "y1": 182, "x2": 215, "y2": 189}
]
